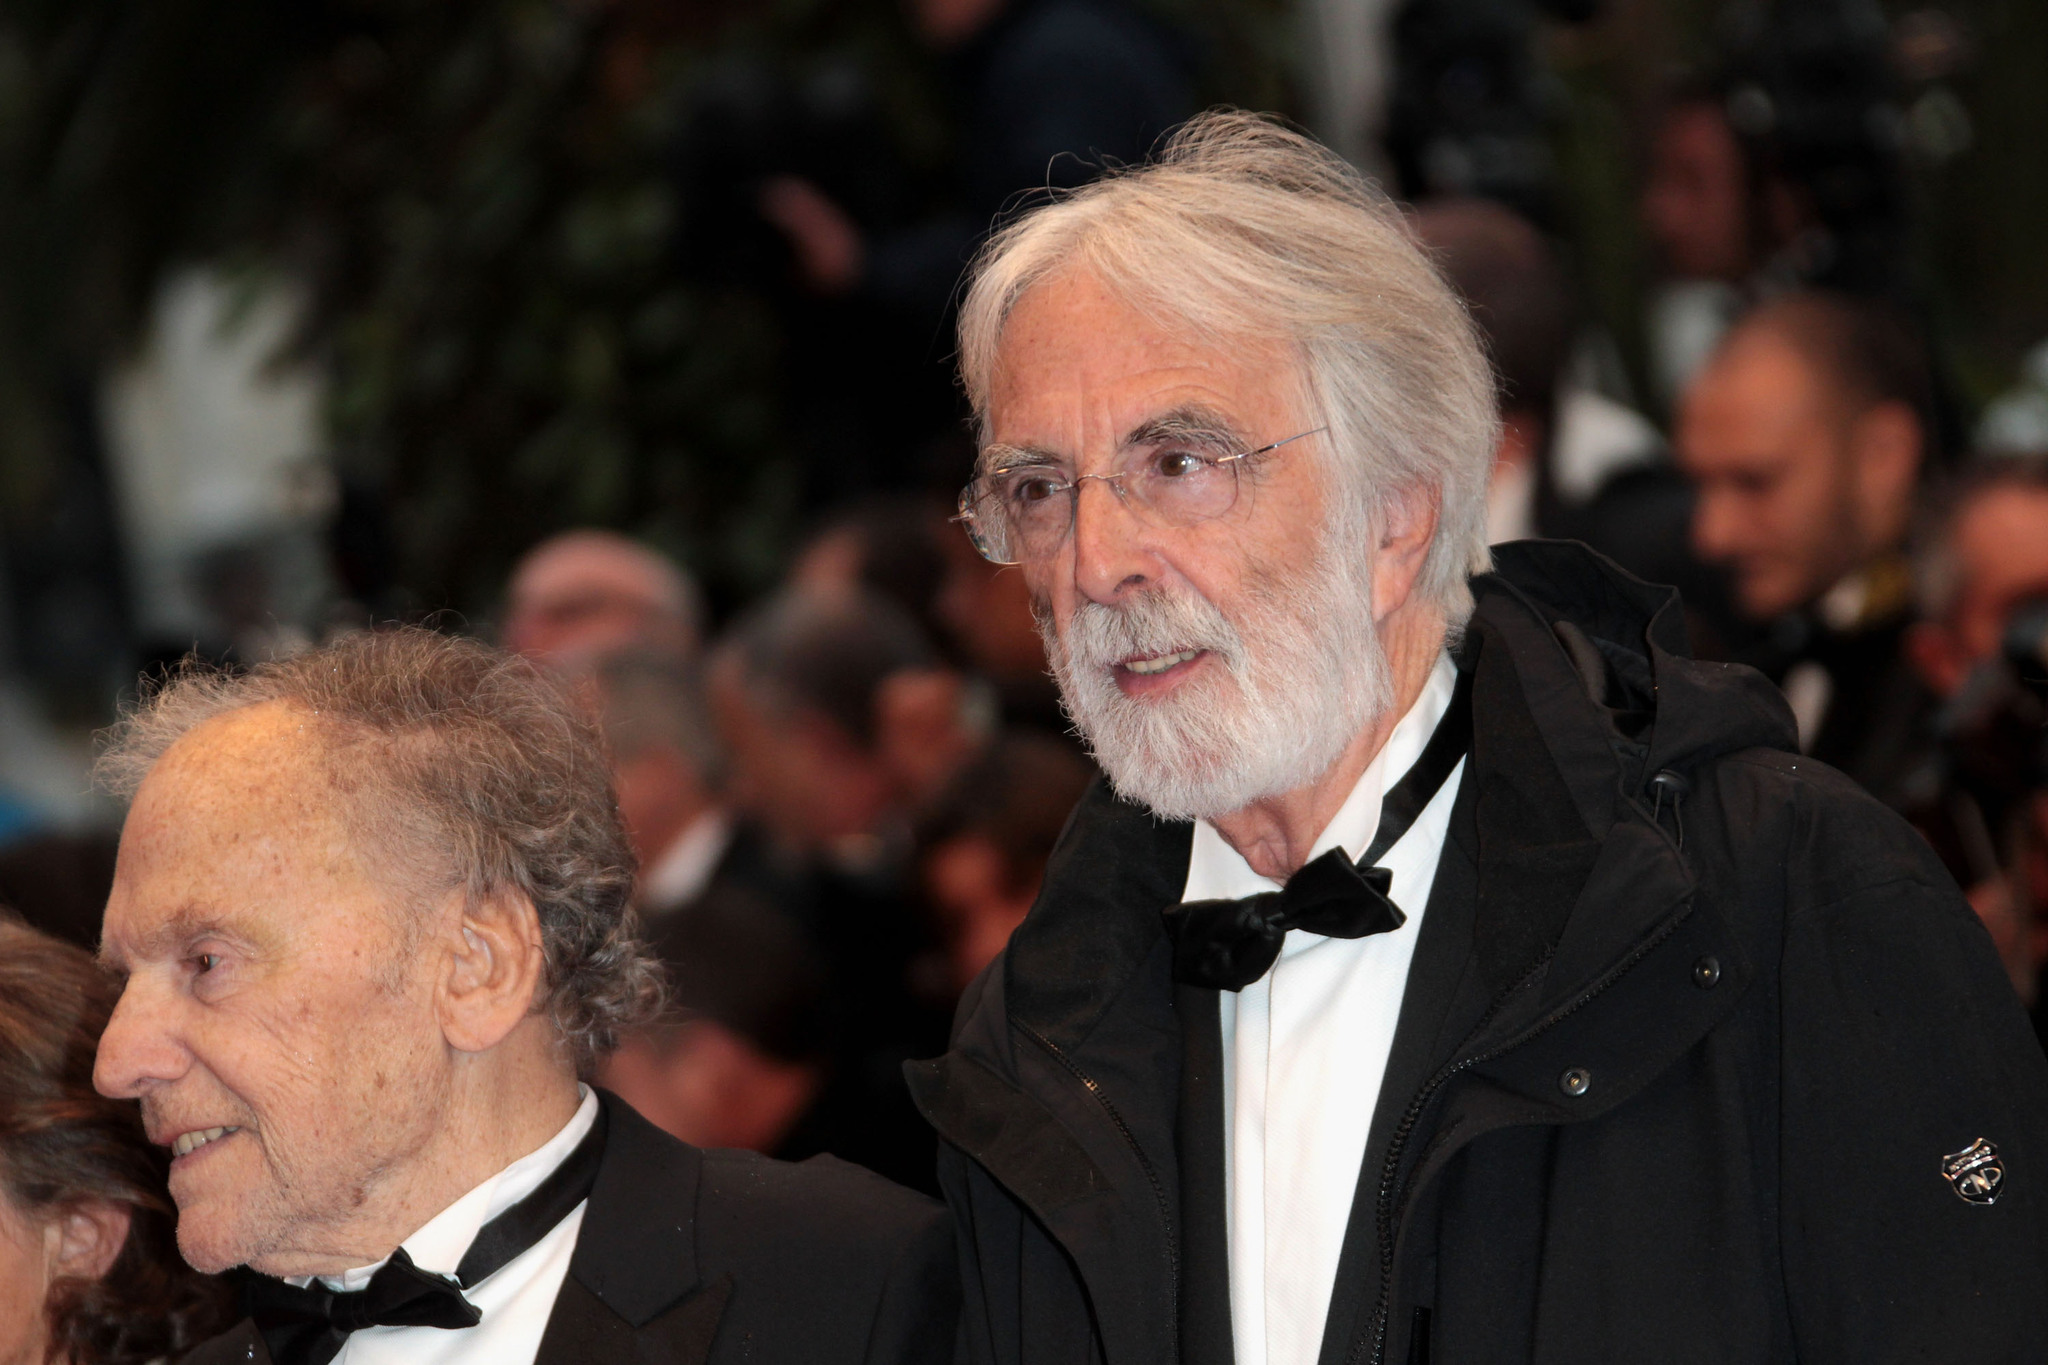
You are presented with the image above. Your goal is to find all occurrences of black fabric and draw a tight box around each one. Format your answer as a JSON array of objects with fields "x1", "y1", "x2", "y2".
[
  {"x1": 1164, "y1": 851, "x2": 1403, "y2": 991},
  {"x1": 184, "y1": 1091, "x2": 960, "y2": 1365},
  {"x1": 1174, "y1": 984, "x2": 1232, "y2": 1365},
  {"x1": 909, "y1": 539, "x2": 2048, "y2": 1365}
]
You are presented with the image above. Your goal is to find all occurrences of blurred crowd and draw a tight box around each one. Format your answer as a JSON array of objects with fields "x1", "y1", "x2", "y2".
[{"x1": 1, "y1": 11, "x2": 2047, "y2": 1339}]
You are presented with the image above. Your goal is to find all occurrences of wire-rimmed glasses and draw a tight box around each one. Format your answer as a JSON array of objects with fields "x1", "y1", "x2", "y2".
[{"x1": 953, "y1": 427, "x2": 1326, "y2": 565}]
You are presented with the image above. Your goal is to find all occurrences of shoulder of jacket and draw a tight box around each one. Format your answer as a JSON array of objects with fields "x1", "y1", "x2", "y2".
[
  {"x1": 1706, "y1": 745, "x2": 1957, "y2": 914},
  {"x1": 698, "y1": 1147, "x2": 945, "y2": 1237}
]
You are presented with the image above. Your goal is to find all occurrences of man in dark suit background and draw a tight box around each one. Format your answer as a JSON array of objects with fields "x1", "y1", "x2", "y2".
[{"x1": 91, "y1": 627, "x2": 956, "y2": 1365}]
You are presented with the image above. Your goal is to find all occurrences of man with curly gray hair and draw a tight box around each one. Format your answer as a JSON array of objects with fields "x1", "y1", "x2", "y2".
[{"x1": 92, "y1": 628, "x2": 956, "y2": 1365}]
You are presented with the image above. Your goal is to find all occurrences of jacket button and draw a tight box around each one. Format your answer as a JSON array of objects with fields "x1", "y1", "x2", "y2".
[
  {"x1": 1693, "y1": 956, "x2": 1722, "y2": 988},
  {"x1": 1559, "y1": 1067, "x2": 1591, "y2": 1097}
]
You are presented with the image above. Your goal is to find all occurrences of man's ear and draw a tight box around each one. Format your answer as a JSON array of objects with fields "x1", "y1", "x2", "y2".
[
  {"x1": 438, "y1": 887, "x2": 549, "y2": 1054},
  {"x1": 1370, "y1": 482, "x2": 1443, "y2": 624},
  {"x1": 45, "y1": 1201, "x2": 131, "y2": 1284}
]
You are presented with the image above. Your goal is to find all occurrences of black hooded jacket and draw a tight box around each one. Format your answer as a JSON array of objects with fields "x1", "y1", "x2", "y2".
[{"x1": 906, "y1": 541, "x2": 2048, "y2": 1365}]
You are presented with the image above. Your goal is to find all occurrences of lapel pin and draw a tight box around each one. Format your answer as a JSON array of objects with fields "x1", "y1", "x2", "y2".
[{"x1": 1940, "y1": 1138, "x2": 2004, "y2": 1205}]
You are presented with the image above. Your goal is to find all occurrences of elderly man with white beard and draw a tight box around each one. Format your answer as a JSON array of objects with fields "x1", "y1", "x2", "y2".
[{"x1": 904, "y1": 112, "x2": 2048, "y2": 1365}]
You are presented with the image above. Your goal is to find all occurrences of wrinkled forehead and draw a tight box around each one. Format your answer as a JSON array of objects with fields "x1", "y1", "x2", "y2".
[{"x1": 105, "y1": 705, "x2": 386, "y2": 957}]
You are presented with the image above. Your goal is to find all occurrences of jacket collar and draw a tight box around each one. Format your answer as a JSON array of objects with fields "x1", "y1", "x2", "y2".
[{"x1": 565, "y1": 1089, "x2": 701, "y2": 1322}]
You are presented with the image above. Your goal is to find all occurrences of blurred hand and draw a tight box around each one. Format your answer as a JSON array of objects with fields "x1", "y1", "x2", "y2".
[{"x1": 759, "y1": 176, "x2": 864, "y2": 295}]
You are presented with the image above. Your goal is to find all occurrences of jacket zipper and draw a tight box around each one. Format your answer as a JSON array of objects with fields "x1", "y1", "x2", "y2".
[
  {"x1": 1358, "y1": 904, "x2": 1692, "y2": 1365},
  {"x1": 1019, "y1": 1022, "x2": 1181, "y2": 1360}
]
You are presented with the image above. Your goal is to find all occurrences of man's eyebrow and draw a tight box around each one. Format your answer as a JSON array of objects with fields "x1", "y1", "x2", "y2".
[
  {"x1": 98, "y1": 904, "x2": 245, "y2": 971},
  {"x1": 977, "y1": 442, "x2": 1062, "y2": 475},
  {"x1": 1121, "y1": 406, "x2": 1247, "y2": 452}
]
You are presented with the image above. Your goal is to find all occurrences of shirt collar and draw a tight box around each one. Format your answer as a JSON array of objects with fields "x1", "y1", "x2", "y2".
[
  {"x1": 1182, "y1": 652, "x2": 1459, "y2": 902},
  {"x1": 638, "y1": 809, "x2": 734, "y2": 915},
  {"x1": 307, "y1": 1084, "x2": 600, "y2": 1292}
]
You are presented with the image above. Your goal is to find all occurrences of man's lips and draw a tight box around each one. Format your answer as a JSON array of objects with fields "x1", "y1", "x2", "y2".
[{"x1": 1112, "y1": 648, "x2": 1209, "y2": 693}]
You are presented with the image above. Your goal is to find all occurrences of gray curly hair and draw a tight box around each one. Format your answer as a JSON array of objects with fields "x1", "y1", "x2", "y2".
[{"x1": 97, "y1": 627, "x2": 663, "y2": 1073}]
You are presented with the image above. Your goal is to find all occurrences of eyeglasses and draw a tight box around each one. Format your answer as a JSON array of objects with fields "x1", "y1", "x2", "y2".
[{"x1": 953, "y1": 427, "x2": 1326, "y2": 565}]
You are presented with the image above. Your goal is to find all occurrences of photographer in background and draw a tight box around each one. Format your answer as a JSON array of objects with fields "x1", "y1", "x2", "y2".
[{"x1": 1906, "y1": 458, "x2": 2048, "y2": 1036}]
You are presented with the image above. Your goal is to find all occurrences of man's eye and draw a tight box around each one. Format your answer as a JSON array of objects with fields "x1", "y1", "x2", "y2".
[
  {"x1": 1153, "y1": 449, "x2": 1208, "y2": 479},
  {"x1": 191, "y1": 953, "x2": 221, "y2": 975},
  {"x1": 1005, "y1": 475, "x2": 1064, "y2": 507}
]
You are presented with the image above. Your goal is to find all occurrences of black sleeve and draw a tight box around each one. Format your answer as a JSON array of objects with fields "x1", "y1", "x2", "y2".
[
  {"x1": 1779, "y1": 846, "x2": 2048, "y2": 1363},
  {"x1": 862, "y1": 1195, "x2": 962, "y2": 1365}
]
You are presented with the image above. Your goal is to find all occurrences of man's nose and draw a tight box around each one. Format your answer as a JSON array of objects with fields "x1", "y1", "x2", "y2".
[
  {"x1": 93, "y1": 978, "x2": 188, "y2": 1100},
  {"x1": 1070, "y1": 476, "x2": 1154, "y2": 604}
]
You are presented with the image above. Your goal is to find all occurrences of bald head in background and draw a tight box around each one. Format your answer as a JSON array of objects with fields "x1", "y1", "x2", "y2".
[{"x1": 503, "y1": 531, "x2": 703, "y2": 668}]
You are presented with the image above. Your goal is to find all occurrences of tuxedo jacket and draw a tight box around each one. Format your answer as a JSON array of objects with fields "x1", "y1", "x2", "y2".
[{"x1": 183, "y1": 1090, "x2": 958, "y2": 1365}]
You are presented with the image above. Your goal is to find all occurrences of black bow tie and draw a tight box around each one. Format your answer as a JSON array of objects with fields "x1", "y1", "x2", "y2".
[
  {"x1": 1163, "y1": 669, "x2": 1472, "y2": 992},
  {"x1": 239, "y1": 1103, "x2": 608, "y2": 1365}
]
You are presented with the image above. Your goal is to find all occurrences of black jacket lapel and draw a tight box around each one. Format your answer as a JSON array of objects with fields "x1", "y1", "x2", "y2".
[
  {"x1": 1175, "y1": 983, "x2": 1233, "y2": 1365},
  {"x1": 535, "y1": 1091, "x2": 730, "y2": 1365}
]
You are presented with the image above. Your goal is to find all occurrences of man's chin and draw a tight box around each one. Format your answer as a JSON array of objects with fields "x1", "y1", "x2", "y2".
[{"x1": 174, "y1": 1206, "x2": 260, "y2": 1275}]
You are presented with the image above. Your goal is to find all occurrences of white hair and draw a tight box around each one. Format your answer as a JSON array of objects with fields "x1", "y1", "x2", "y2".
[{"x1": 958, "y1": 109, "x2": 1498, "y2": 625}]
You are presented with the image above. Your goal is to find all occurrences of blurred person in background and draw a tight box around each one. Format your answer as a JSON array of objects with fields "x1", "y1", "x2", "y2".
[
  {"x1": 92, "y1": 630, "x2": 956, "y2": 1365},
  {"x1": 0, "y1": 918, "x2": 229, "y2": 1365},
  {"x1": 1904, "y1": 458, "x2": 2048, "y2": 1032},
  {"x1": 709, "y1": 587, "x2": 984, "y2": 1190},
  {"x1": 936, "y1": 527, "x2": 1071, "y2": 738},
  {"x1": 581, "y1": 648, "x2": 800, "y2": 925},
  {"x1": 789, "y1": 497, "x2": 957, "y2": 664},
  {"x1": 601, "y1": 886, "x2": 830, "y2": 1156},
  {"x1": 501, "y1": 530, "x2": 703, "y2": 670},
  {"x1": 582, "y1": 649, "x2": 834, "y2": 1156},
  {"x1": 915, "y1": 731, "x2": 1094, "y2": 994},
  {"x1": 1677, "y1": 289, "x2": 1936, "y2": 809},
  {"x1": 711, "y1": 586, "x2": 985, "y2": 868},
  {"x1": 759, "y1": 0, "x2": 1193, "y2": 320}
]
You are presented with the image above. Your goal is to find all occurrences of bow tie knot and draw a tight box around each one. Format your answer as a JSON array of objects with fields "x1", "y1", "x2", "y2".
[
  {"x1": 240, "y1": 1248, "x2": 480, "y2": 1365},
  {"x1": 1164, "y1": 847, "x2": 1404, "y2": 991}
]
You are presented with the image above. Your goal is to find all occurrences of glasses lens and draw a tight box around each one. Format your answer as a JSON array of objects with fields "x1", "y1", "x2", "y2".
[
  {"x1": 958, "y1": 484, "x2": 1017, "y2": 564},
  {"x1": 985, "y1": 467, "x2": 1075, "y2": 562},
  {"x1": 1127, "y1": 448, "x2": 1240, "y2": 526}
]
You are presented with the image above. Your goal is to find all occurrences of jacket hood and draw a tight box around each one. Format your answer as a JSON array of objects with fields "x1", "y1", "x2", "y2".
[{"x1": 1480, "y1": 540, "x2": 1795, "y2": 780}]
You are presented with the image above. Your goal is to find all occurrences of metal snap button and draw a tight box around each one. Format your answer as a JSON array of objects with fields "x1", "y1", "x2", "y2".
[
  {"x1": 1559, "y1": 1067, "x2": 1591, "y2": 1097},
  {"x1": 1693, "y1": 956, "x2": 1722, "y2": 989}
]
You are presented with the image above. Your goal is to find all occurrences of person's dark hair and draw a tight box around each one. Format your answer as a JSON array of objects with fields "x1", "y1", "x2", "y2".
[
  {"x1": 95, "y1": 627, "x2": 665, "y2": 1071},
  {"x1": 1741, "y1": 289, "x2": 1933, "y2": 429},
  {"x1": 919, "y1": 732, "x2": 1096, "y2": 896},
  {"x1": 1406, "y1": 197, "x2": 1576, "y2": 422},
  {"x1": 0, "y1": 917, "x2": 232, "y2": 1364},
  {"x1": 589, "y1": 648, "x2": 725, "y2": 788},
  {"x1": 721, "y1": 586, "x2": 938, "y2": 747}
]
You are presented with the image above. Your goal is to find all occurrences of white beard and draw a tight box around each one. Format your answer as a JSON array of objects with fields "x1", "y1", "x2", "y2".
[{"x1": 1041, "y1": 530, "x2": 1392, "y2": 822}]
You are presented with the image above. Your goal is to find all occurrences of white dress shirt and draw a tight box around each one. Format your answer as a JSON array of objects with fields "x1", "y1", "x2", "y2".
[
  {"x1": 638, "y1": 808, "x2": 735, "y2": 916},
  {"x1": 1183, "y1": 655, "x2": 1463, "y2": 1365},
  {"x1": 300, "y1": 1085, "x2": 600, "y2": 1365}
]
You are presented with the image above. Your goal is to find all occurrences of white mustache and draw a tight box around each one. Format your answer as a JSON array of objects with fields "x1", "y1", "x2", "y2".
[{"x1": 1059, "y1": 583, "x2": 1245, "y2": 677}]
